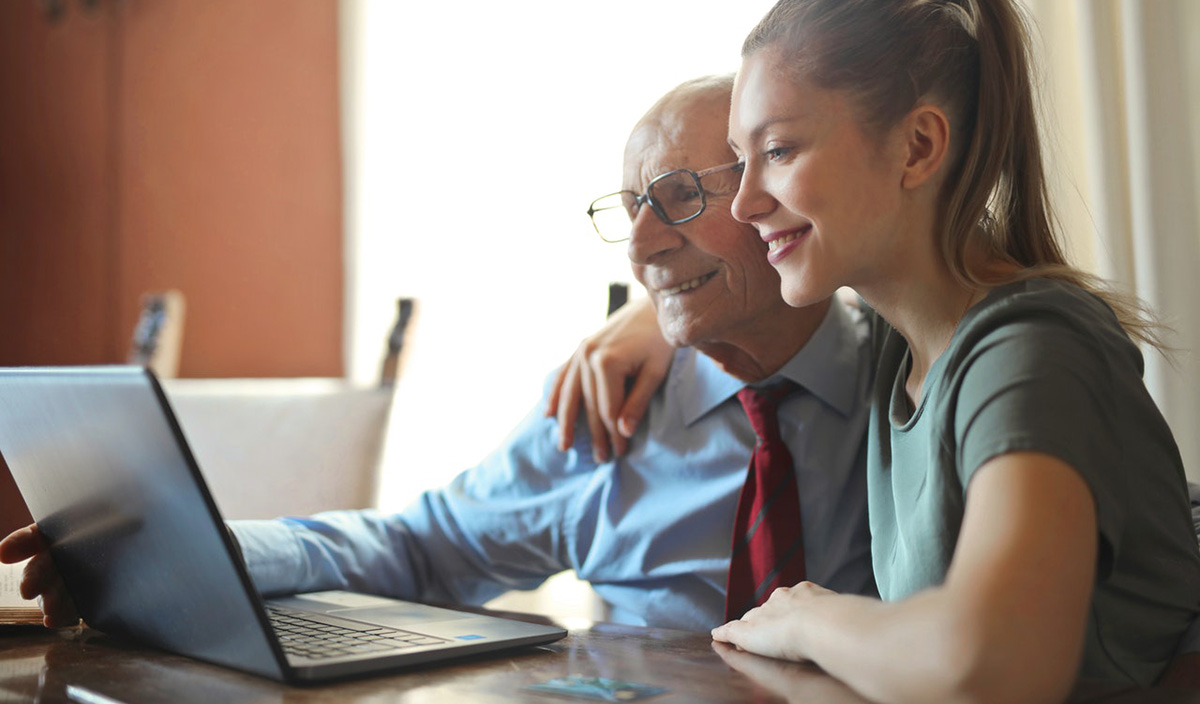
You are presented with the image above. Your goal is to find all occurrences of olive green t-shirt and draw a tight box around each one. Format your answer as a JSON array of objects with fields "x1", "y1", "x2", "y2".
[{"x1": 866, "y1": 278, "x2": 1200, "y2": 686}]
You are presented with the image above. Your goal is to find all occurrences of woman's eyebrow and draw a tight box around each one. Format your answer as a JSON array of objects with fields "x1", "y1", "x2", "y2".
[{"x1": 731, "y1": 114, "x2": 808, "y2": 150}]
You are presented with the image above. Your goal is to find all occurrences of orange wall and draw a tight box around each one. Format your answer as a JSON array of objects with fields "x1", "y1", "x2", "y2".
[
  {"x1": 0, "y1": 0, "x2": 344, "y2": 378},
  {"x1": 0, "y1": 0, "x2": 344, "y2": 530},
  {"x1": 0, "y1": 1, "x2": 115, "y2": 366}
]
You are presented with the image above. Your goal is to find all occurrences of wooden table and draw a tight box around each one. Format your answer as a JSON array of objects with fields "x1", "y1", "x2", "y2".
[{"x1": 1, "y1": 620, "x2": 1199, "y2": 704}]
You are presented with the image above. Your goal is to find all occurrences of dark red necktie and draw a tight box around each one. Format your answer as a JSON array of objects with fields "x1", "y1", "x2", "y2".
[{"x1": 725, "y1": 381, "x2": 806, "y2": 621}]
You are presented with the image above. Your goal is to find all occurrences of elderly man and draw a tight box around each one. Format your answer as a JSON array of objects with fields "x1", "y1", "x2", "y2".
[{"x1": 0, "y1": 75, "x2": 873, "y2": 632}]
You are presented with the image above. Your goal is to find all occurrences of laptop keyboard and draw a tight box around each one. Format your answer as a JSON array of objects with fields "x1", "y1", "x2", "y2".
[{"x1": 267, "y1": 606, "x2": 450, "y2": 660}]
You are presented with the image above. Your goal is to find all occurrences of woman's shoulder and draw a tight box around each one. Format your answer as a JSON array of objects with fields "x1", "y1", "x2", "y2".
[
  {"x1": 976, "y1": 277, "x2": 1113, "y2": 317},
  {"x1": 964, "y1": 277, "x2": 1127, "y2": 342},
  {"x1": 952, "y1": 277, "x2": 1144, "y2": 376}
]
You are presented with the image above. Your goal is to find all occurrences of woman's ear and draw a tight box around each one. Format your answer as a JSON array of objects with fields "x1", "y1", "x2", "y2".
[{"x1": 900, "y1": 105, "x2": 951, "y2": 190}]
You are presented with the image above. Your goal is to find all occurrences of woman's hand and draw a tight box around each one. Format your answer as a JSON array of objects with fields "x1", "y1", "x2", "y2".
[
  {"x1": 0, "y1": 524, "x2": 80, "y2": 628},
  {"x1": 712, "y1": 641, "x2": 874, "y2": 704},
  {"x1": 545, "y1": 297, "x2": 672, "y2": 461},
  {"x1": 711, "y1": 581, "x2": 837, "y2": 663}
]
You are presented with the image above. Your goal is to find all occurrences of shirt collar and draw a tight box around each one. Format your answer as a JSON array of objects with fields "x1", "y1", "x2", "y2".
[{"x1": 671, "y1": 301, "x2": 866, "y2": 426}]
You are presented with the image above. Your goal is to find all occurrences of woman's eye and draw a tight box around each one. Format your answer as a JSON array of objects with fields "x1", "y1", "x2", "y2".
[{"x1": 765, "y1": 146, "x2": 792, "y2": 161}]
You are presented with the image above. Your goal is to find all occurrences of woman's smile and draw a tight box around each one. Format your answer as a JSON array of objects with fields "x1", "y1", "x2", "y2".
[{"x1": 763, "y1": 225, "x2": 811, "y2": 264}]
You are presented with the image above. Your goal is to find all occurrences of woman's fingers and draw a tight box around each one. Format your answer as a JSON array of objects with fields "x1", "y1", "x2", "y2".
[
  {"x1": 579, "y1": 349, "x2": 613, "y2": 462},
  {"x1": 552, "y1": 355, "x2": 584, "y2": 451}
]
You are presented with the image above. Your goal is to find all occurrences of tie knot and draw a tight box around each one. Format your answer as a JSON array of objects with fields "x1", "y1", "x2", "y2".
[{"x1": 737, "y1": 380, "x2": 799, "y2": 441}]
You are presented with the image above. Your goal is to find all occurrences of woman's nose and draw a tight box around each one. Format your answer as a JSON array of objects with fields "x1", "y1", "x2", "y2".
[{"x1": 730, "y1": 164, "x2": 774, "y2": 225}]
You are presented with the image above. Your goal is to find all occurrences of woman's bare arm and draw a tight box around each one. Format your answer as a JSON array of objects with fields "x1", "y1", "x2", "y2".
[{"x1": 714, "y1": 452, "x2": 1097, "y2": 704}]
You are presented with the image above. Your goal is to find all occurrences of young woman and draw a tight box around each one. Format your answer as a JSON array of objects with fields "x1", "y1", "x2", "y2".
[{"x1": 550, "y1": 1, "x2": 1200, "y2": 702}]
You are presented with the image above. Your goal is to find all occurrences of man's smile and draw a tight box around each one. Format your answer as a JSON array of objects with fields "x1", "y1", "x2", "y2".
[{"x1": 657, "y1": 270, "x2": 719, "y2": 297}]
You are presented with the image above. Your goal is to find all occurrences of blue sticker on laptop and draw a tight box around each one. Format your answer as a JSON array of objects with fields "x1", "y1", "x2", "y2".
[{"x1": 525, "y1": 675, "x2": 668, "y2": 701}]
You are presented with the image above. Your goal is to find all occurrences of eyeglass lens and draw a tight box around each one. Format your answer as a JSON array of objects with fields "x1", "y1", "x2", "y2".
[
  {"x1": 589, "y1": 171, "x2": 706, "y2": 242},
  {"x1": 589, "y1": 197, "x2": 634, "y2": 243},
  {"x1": 647, "y1": 171, "x2": 705, "y2": 223}
]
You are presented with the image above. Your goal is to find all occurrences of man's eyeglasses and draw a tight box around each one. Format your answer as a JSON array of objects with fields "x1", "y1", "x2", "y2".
[{"x1": 586, "y1": 161, "x2": 742, "y2": 243}]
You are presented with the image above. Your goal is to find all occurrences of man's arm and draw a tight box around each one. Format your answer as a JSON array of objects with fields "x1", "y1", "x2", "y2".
[{"x1": 231, "y1": 390, "x2": 591, "y2": 605}]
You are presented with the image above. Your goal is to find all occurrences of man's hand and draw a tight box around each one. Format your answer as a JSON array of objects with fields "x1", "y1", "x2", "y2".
[
  {"x1": 546, "y1": 297, "x2": 671, "y2": 461},
  {"x1": 0, "y1": 524, "x2": 80, "y2": 628}
]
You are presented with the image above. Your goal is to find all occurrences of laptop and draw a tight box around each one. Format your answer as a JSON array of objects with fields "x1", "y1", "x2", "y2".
[{"x1": 0, "y1": 366, "x2": 566, "y2": 683}]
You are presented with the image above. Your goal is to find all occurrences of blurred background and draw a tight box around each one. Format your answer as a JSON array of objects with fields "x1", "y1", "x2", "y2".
[{"x1": 1, "y1": 0, "x2": 1198, "y2": 533}]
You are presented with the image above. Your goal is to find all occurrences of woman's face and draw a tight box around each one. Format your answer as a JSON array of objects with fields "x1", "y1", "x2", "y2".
[{"x1": 728, "y1": 48, "x2": 910, "y2": 308}]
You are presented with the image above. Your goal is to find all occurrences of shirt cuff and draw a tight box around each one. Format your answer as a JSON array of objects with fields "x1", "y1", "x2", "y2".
[{"x1": 228, "y1": 519, "x2": 307, "y2": 596}]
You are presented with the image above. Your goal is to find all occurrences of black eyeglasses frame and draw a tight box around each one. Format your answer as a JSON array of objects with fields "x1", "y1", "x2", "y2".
[{"x1": 586, "y1": 160, "x2": 742, "y2": 243}]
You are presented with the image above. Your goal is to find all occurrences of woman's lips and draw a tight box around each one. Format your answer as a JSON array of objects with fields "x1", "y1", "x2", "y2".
[{"x1": 764, "y1": 225, "x2": 811, "y2": 265}]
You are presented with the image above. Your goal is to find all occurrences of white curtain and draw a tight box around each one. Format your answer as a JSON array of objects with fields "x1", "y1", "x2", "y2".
[{"x1": 1025, "y1": 0, "x2": 1200, "y2": 481}]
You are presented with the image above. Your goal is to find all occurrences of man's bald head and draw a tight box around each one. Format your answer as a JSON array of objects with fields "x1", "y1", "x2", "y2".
[
  {"x1": 624, "y1": 75, "x2": 735, "y2": 183},
  {"x1": 631, "y1": 74, "x2": 734, "y2": 148}
]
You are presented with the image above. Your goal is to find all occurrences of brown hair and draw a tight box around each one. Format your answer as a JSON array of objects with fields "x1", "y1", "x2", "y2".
[{"x1": 743, "y1": 0, "x2": 1164, "y2": 348}]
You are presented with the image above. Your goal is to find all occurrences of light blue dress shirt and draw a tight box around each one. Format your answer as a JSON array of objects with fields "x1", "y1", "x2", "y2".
[{"x1": 230, "y1": 302, "x2": 875, "y2": 632}]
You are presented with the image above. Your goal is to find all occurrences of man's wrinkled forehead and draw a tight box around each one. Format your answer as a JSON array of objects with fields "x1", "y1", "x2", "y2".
[
  {"x1": 621, "y1": 121, "x2": 679, "y2": 192},
  {"x1": 621, "y1": 100, "x2": 734, "y2": 192}
]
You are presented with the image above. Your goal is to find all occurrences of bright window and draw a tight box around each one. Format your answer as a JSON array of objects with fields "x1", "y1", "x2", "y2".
[{"x1": 341, "y1": 1, "x2": 781, "y2": 508}]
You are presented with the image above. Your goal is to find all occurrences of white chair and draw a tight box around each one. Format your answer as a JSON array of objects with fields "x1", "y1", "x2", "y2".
[{"x1": 164, "y1": 378, "x2": 392, "y2": 520}]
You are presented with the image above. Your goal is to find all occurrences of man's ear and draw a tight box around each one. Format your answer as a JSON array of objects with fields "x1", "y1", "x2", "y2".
[{"x1": 900, "y1": 105, "x2": 951, "y2": 191}]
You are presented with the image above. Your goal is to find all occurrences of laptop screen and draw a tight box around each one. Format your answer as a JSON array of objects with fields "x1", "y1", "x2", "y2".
[{"x1": 0, "y1": 367, "x2": 285, "y2": 679}]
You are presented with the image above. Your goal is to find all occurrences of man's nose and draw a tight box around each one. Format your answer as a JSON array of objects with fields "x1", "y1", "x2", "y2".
[{"x1": 627, "y1": 206, "x2": 683, "y2": 265}]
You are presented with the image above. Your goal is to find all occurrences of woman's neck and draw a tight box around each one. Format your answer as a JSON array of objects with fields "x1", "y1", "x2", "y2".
[
  {"x1": 866, "y1": 279, "x2": 978, "y2": 405},
  {"x1": 857, "y1": 234, "x2": 1004, "y2": 407}
]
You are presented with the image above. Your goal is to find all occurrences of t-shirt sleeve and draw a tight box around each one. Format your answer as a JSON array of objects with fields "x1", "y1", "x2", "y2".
[{"x1": 951, "y1": 317, "x2": 1125, "y2": 576}]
